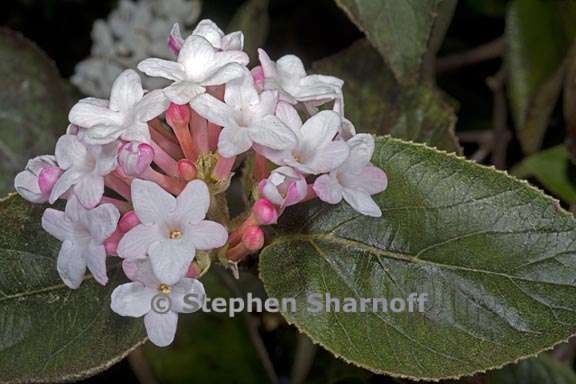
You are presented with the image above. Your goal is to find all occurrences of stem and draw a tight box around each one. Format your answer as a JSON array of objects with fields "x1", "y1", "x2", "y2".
[
  {"x1": 149, "y1": 120, "x2": 182, "y2": 158},
  {"x1": 169, "y1": 120, "x2": 197, "y2": 161},
  {"x1": 190, "y1": 110, "x2": 209, "y2": 155},
  {"x1": 141, "y1": 168, "x2": 186, "y2": 195},
  {"x1": 148, "y1": 140, "x2": 180, "y2": 177},
  {"x1": 437, "y1": 37, "x2": 505, "y2": 73},
  {"x1": 127, "y1": 347, "x2": 159, "y2": 384},
  {"x1": 207, "y1": 86, "x2": 225, "y2": 150},
  {"x1": 213, "y1": 155, "x2": 236, "y2": 181},
  {"x1": 290, "y1": 334, "x2": 317, "y2": 384}
]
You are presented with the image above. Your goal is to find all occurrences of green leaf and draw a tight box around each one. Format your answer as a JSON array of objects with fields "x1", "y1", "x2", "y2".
[
  {"x1": 0, "y1": 28, "x2": 69, "y2": 196},
  {"x1": 144, "y1": 269, "x2": 269, "y2": 384},
  {"x1": 486, "y1": 355, "x2": 576, "y2": 384},
  {"x1": 0, "y1": 194, "x2": 146, "y2": 383},
  {"x1": 512, "y1": 145, "x2": 576, "y2": 205},
  {"x1": 506, "y1": 0, "x2": 576, "y2": 154},
  {"x1": 260, "y1": 136, "x2": 576, "y2": 381},
  {"x1": 334, "y1": 0, "x2": 457, "y2": 82},
  {"x1": 227, "y1": 0, "x2": 270, "y2": 65},
  {"x1": 313, "y1": 40, "x2": 460, "y2": 153}
]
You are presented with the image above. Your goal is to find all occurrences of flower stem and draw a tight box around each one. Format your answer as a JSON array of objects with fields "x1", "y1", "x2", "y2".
[
  {"x1": 104, "y1": 173, "x2": 132, "y2": 200},
  {"x1": 141, "y1": 167, "x2": 185, "y2": 195},
  {"x1": 148, "y1": 140, "x2": 180, "y2": 177}
]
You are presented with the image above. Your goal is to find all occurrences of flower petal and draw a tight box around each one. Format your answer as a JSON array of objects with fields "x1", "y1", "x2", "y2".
[
  {"x1": 218, "y1": 126, "x2": 253, "y2": 157},
  {"x1": 184, "y1": 220, "x2": 228, "y2": 250},
  {"x1": 57, "y1": 240, "x2": 87, "y2": 289},
  {"x1": 49, "y1": 169, "x2": 82, "y2": 204},
  {"x1": 303, "y1": 140, "x2": 350, "y2": 174},
  {"x1": 202, "y1": 63, "x2": 245, "y2": 87},
  {"x1": 221, "y1": 31, "x2": 244, "y2": 51},
  {"x1": 144, "y1": 311, "x2": 178, "y2": 347},
  {"x1": 74, "y1": 174, "x2": 104, "y2": 209},
  {"x1": 313, "y1": 174, "x2": 343, "y2": 204},
  {"x1": 342, "y1": 189, "x2": 382, "y2": 217},
  {"x1": 189, "y1": 93, "x2": 235, "y2": 128},
  {"x1": 275, "y1": 102, "x2": 302, "y2": 133},
  {"x1": 171, "y1": 278, "x2": 206, "y2": 313},
  {"x1": 345, "y1": 134, "x2": 375, "y2": 171},
  {"x1": 175, "y1": 180, "x2": 210, "y2": 224},
  {"x1": 249, "y1": 115, "x2": 297, "y2": 150},
  {"x1": 179, "y1": 35, "x2": 216, "y2": 78},
  {"x1": 117, "y1": 224, "x2": 163, "y2": 260},
  {"x1": 299, "y1": 110, "x2": 340, "y2": 154},
  {"x1": 191, "y1": 19, "x2": 224, "y2": 49},
  {"x1": 224, "y1": 73, "x2": 259, "y2": 110},
  {"x1": 68, "y1": 100, "x2": 123, "y2": 128},
  {"x1": 42, "y1": 208, "x2": 75, "y2": 242},
  {"x1": 86, "y1": 203, "x2": 120, "y2": 243},
  {"x1": 131, "y1": 179, "x2": 176, "y2": 224},
  {"x1": 111, "y1": 282, "x2": 154, "y2": 317},
  {"x1": 109, "y1": 69, "x2": 144, "y2": 112},
  {"x1": 84, "y1": 243, "x2": 108, "y2": 286},
  {"x1": 148, "y1": 241, "x2": 195, "y2": 285},
  {"x1": 276, "y1": 54, "x2": 307, "y2": 79},
  {"x1": 135, "y1": 89, "x2": 169, "y2": 122},
  {"x1": 137, "y1": 58, "x2": 186, "y2": 81},
  {"x1": 55, "y1": 135, "x2": 87, "y2": 170},
  {"x1": 164, "y1": 81, "x2": 205, "y2": 105}
]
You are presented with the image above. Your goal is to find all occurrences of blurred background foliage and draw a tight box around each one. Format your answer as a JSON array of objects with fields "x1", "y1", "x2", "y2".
[{"x1": 1, "y1": 0, "x2": 576, "y2": 383}]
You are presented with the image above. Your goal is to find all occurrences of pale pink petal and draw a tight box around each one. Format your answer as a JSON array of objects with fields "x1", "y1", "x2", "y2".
[
  {"x1": 249, "y1": 115, "x2": 297, "y2": 151},
  {"x1": 144, "y1": 311, "x2": 178, "y2": 347},
  {"x1": 122, "y1": 259, "x2": 160, "y2": 287},
  {"x1": 14, "y1": 170, "x2": 45, "y2": 203},
  {"x1": 131, "y1": 179, "x2": 176, "y2": 224},
  {"x1": 175, "y1": 180, "x2": 210, "y2": 224},
  {"x1": 74, "y1": 174, "x2": 104, "y2": 209},
  {"x1": 49, "y1": 169, "x2": 81, "y2": 203},
  {"x1": 300, "y1": 110, "x2": 341, "y2": 154},
  {"x1": 224, "y1": 74, "x2": 259, "y2": 109},
  {"x1": 345, "y1": 134, "x2": 375, "y2": 171},
  {"x1": 117, "y1": 224, "x2": 163, "y2": 260},
  {"x1": 179, "y1": 35, "x2": 216, "y2": 78},
  {"x1": 284, "y1": 177, "x2": 308, "y2": 207},
  {"x1": 218, "y1": 126, "x2": 253, "y2": 157},
  {"x1": 257, "y1": 49, "x2": 278, "y2": 79},
  {"x1": 214, "y1": 50, "x2": 250, "y2": 67},
  {"x1": 303, "y1": 140, "x2": 350, "y2": 174},
  {"x1": 190, "y1": 93, "x2": 235, "y2": 127},
  {"x1": 148, "y1": 241, "x2": 195, "y2": 285},
  {"x1": 135, "y1": 89, "x2": 169, "y2": 122},
  {"x1": 86, "y1": 203, "x2": 120, "y2": 243},
  {"x1": 171, "y1": 279, "x2": 205, "y2": 313},
  {"x1": 111, "y1": 282, "x2": 154, "y2": 317},
  {"x1": 42, "y1": 209, "x2": 75, "y2": 242},
  {"x1": 191, "y1": 19, "x2": 224, "y2": 49},
  {"x1": 221, "y1": 31, "x2": 244, "y2": 51},
  {"x1": 84, "y1": 125, "x2": 125, "y2": 145},
  {"x1": 342, "y1": 189, "x2": 382, "y2": 217},
  {"x1": 261, "y1": 179, "x2": 284, "y2": 206},
  {"x1": 164, "y1": 81, "x2": 205, "y2": 105},
  {"x1": 313, "y1": 174, "x2": 343, "y2": 204},
  {"x1": 109, "y1": 69, "x2": 144, "y2": 112},
  {"x1": 202, "y1": 63, "x2": 246, "y2": 86},
  {"x1": 276, "y1": 55, "x2": 307, "y2": 79},
  {"x1": 57, "y1": 240, "x2": 87, "y2": 289},
  {"x1": 55, "y1": 135, "x2": 87, "y2": 170},
  {"x1": 137, "y1": 58, "x2": 186, "y2": 81},
  {"x1": 184, "y1": 220, "x2": 228, "y2": 250},
  {"x1": 85, "y1": 243, "x2": 108, "y2": 286},
  {"x1": 275, "y1": 102, "x2": 302, "y2": 133},
  {"x1": 68, "y1": 100, "x2": 123, "y2": 128}
]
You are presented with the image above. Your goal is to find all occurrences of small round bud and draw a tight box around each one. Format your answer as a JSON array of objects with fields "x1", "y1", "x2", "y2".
[
  {"x1": 178, "y1": 159, "x2": 197, "y2": 181},
  {"x1": 38, "y1": 166, "x2": 63, "y2": 196},
  {"x1": 118, "y1": 211, "x2": 141, "y2": 233},
  {"x1": 242, "y1": 226, "x2": 265, "y2": 251},
  {"x1": 118, "y1": 141, "x2": 154, "y2": 176},
  {"x1": 251, "y1": 198, "x2": 278, "y2": 225}
]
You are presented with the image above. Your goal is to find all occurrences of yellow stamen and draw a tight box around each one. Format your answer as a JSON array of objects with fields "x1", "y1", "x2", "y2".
[
  {"x1": 159, "y1": 284, "x2": 171, "y2": 294},
  {"x1": 169, "y1": 229, "x2": 182, "y2": 240}
]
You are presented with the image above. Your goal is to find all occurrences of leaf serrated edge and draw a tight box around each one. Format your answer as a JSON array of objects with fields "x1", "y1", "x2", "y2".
[{"x1": 259, "y1": 134, "x2": 576, "y2": 381}]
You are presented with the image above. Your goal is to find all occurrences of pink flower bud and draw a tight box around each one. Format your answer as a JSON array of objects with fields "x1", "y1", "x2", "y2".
[
  {"x1": 104, "y1": 230, "x2": 123, "y2": 256},
  {"x1": 258, "y1": 167, "x2": 307, "y2": 209},
  {"x1": 118, "y1": 211, "x2": 141, "y2": 233},
  {"x1": 168, "y1": 23, "x2": 184, "y2": 55},
  {"x1": 251, "y1": 66, "x2": 265, "y2": 92},
  {"x1": 186, "y1": 262, "x2": 200, "y2": 278},
  {"x1": 118, "y1": 141, "x2": 154, "y2": 177},
  {"x1": 178, "y1": 159, "x2": 197, "y2": 181},
  {"x1": 38, "y1": 166, "x2": 63, "y2": 196},
  {"x1": 251, "y1": 198, "x2": 278, "y2": 225},
  {"x1": 166, "y1": 103, "x2": 190, "y2": 126},
  {"x1": 242, "y1": 226, "x2": 265, "y2": 251}
]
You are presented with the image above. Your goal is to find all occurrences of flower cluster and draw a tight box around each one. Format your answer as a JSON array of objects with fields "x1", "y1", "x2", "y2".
[{"x1": 15, "y1": 19, "x2": 387, "y2": 346}]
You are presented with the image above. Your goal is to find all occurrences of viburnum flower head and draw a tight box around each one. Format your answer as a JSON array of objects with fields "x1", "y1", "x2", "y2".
[
  {"x1": 138, "y1": 32, "x2": 249, "y2": 105},
  {"x1": 42, "y1": 197, "x2": 120, "y2": 289},
  {"x1": 112, "y1": 259, "x2": 205, "y2": 347},
  {"x1": 314, "y1": 134, "x2": 388, "y2": 217},
  {"x1": 69, "y1": 69, "x2": 169, "y2": 144},
  {"x1": 117, "y1": 179, "x2": 228, "y2": 285},
  {"x1": 191, "y1": 72, "x2": 297, "y2": 157}
]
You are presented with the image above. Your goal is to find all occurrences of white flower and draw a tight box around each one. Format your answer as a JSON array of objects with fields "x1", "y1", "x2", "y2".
[
  {"x1": 257, "y1": 49, "x2": 343, "y2": 107},
  {"x1": 138, "y1": 34, "x2": 249, "y2": 105},
  {"x1": 42, "y1": 197, "x2": 120, "y2": 288},
  {"x1": 313, "y1": 134, "x2": 388, "y2": 217},
  {"x1": 259, "y1": 166, "x2": 307, "y2": 209},
  {"x1": 117, "y1": 179, "x2": 228, "y2": 285},
  {"x1": 14, "y1": 155, "x2": 58, "y2": 203},
  {"x1": 111, "y1": 259, "x2": 205, "y2": 347},
  {"x1": 71, "y1": 0, "x2": 202, "y2": 97},
  {"x1": 49, "y1": 135, "x2": 118, "y2": 208},
  {"x1": 191, "y1": 73, "x2": 297, "y2": 157},
  {"x1": 257, "y1": 103, "x2": 350, "y2": 175},
  {"x1": 69, "y1": 69, "x2": 169, "y2": 144},
  {"x1": 191, "y1": 19, "x2": 244, "y2": 51}
]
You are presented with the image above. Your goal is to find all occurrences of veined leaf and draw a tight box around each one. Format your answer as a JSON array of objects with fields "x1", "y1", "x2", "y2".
[
  {"x1": 0, "y1": 28, "x2": 68, "y2": 196},
  {"x1": 334, "y1": 0, "x2": 457, "y2": 82},
  {"x1": 313, "y1": 40, "x2": 460, "y2": 153},
  {"x1": 0, "y1": 195, "x2": 146, "y2": 383},
  {"x1": 506, "y1": 0, "x2": 576, "y2": 154},
  {"x1": 260, "y1": 136, "x2": 576, "y2": 380}
]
